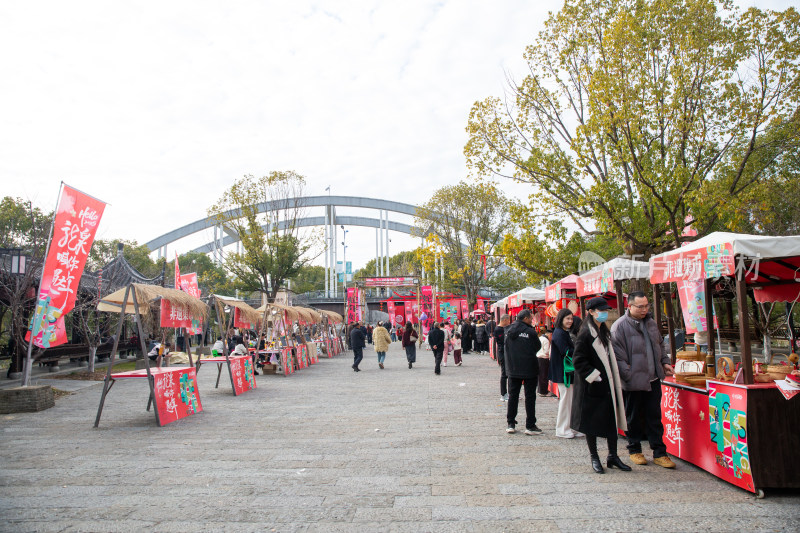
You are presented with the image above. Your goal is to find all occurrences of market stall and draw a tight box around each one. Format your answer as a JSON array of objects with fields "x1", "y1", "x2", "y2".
[
  {"x1": 197, "y1": 295, "x2": 260, "y2": 396},
  {"x1": 649, "y1": 231, "x2": 800, "y2": 494},
  {"x1": 576, "y1": 257, "x2": 649, "y2": 315},
  {"x1": 94, "y1": 283, "x2": 208, "y2": 427},
  {"x1": 489, "y1": 287, "x2": 546, "y2": 360},
  {"x1": 544, "y1": 274, "x2": 580, "y2": 325},
  {"x1": 257, "y1": 302, "x2": 302, "y2": 376}
]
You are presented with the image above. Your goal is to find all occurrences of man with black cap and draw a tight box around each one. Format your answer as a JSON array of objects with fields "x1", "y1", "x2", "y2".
[
  {"x1": 504, "y1": 309, "x2": 543, "y2": 435},
  {"x1": 611, "y1": 291, "x2": 676, "y2": 468}
]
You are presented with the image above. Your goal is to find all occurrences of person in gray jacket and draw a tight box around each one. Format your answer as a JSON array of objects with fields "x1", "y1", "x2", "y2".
[{"x1": 610, "y1": 291, "x2": 676, "y2": 469}]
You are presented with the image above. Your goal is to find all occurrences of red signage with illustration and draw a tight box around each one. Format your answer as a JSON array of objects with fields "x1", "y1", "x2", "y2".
[
  {"x1": 460, "y1": 299, "x2": 469, "y2": 319},
  {"x1": 394, "y1": 302, "x2": 405, "y2": 326},
  {"x1": 281, "y1": 347, "x2": 295, "y2": 376},
  {"x1": 577, "y1": 267, "x2": 614, "y2": 297},
  {"x1": 28, "y1": 185, "x2": 106, "y2": 348},
  {"x1": 153, "y1": 367, "x2": 203, "y2": 425},
  {"x1": 229, "y1": 355, "x2": 256, "y2": 395},
  {"x1": 650, "y1": 242, "x2": 735, "y2": 284},
  {"x1": 419, "y1": 286, "x2": 435, "y2": 335},
  {"x1": 708, "y1": 382, "x2": 754, "y2": 492},
  {"x1": 160, "y1": 299, "x2": 193, "y2": 328}
]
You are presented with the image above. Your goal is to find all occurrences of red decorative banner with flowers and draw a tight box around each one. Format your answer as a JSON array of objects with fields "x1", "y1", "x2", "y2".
[{"x1": 28, "y1": 185, "x2": 106, "y2": 348}]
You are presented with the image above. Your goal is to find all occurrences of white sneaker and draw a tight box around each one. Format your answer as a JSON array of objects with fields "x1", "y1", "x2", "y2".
[
  {"x1": 443, "y1": 363, "x2": 447, "y2": 367},
  {"x1": 502, "y1": 393, "x2": 509, "y2": 402},
  {"x1": 506, "y1": 426, "x2": 516, "y2": 434}
]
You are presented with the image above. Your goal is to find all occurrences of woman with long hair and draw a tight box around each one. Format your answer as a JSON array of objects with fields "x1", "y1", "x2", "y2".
[
  {"x1": 549, "y1": 309, "x2": 581, "y2": 439},
  {"x1": 571, "y1": 297, "x2": 630, "y2": 474},
  {"x1": 401, "y1": 321, "x2": 419, "y2": 369}
]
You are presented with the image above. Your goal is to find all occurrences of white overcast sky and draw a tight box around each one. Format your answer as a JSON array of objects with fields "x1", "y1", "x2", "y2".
[{"x1": 1, "y1": 0, "x2": 794, "y2": 272}]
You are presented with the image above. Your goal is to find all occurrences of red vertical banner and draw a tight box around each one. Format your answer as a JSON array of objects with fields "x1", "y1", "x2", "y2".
[
  {"x1": 481, "y1": 254, "x2": 487, "y2": 279},
  {"x1": 174, "y1": 252, "x2": 181, "y2": 289},
  {"x1": 229, "y1": 355, "x2": 257, "y2": 395},
  {"x1": 395, "y1": 303, "x2": 405, "y2": 326},
  {"x1": 409, "y1": 301, "x2": 419, "y2": 324},
  {"x1": 460, "y1": 299, "x2": 469, "y2": 319},
  {"x1": 387, "y1": 301, "x2": 396, "y2": 327},
  {"x1": 346, "y1": 288, "x2": 359, "y2": 323},
  {"x1": 419, "y1": 286, "x2": 434, "y2": 335},
  {"x1": 475, "y1": 299, "x2": 485, "y2": 313},
  {"x1": 28, "y1": 184, "x2": 106, "y2": 348}
]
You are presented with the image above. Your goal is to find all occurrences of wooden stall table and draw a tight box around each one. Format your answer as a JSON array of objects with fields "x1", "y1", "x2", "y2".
[
  {"x1": 661, "y1": 376, "x2": 800, "y2": 496},
  {"x1": 105, "y1": 366, "x2": 203, "y2": 426},
  {"x1": 196, "y1": 354, "x2": 256, "y2": 396}
]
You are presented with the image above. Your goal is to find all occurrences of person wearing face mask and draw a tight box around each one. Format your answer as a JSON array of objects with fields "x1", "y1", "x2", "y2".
[
  {"x1": 571, "y1": 297, "x2": 629, "y2": 474},
  {"x1": 610, "y1": 291, "x2": 676, "y2": 469}
]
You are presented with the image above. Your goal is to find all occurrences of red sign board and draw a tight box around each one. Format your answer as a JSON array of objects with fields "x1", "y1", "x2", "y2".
[
  {"x1": 160, "y1": 299, "x2": 193, "y2": 328},
  {"x1": 229, "y1": 355, "x2": 257, "y2": 395},
  {"x1": 153, "y1": 367, "x2": 203, "y2": 425},
  {"x1": 387, "y1": 301, "x2": 395, "y2": 326},
  {"x1": 460, "y1": 299, "x2": 469, "y2": 318},
  {"x1": 708, "y1": 382, "x2": 755, "y2": 492},
  {"x1": 28, "y1": 185, "x2": 106, "y2": 348},
  {"x1": 233, "y1": 307, "x2": 256, "y2": 330},
  {"x1": 364, "y1": 276, "x2": 418, "y2": 287},
  {"x1": 650, "y1": 243, "x2": 735, "y2": 284},
  {"x1": 577, "y1": 267, "x2": 614, "y2": 297}
]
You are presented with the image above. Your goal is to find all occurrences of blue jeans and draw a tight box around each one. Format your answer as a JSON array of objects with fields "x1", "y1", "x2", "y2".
[{"x1": 377, "y1": 351, "x2": 386, "y2": 363}]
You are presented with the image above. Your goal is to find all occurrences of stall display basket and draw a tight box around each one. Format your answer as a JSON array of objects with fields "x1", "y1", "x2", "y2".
[
  {"x1": 676, "y1": 349, "x2": 704, "y2": 362},
  {"x1": 675, "y1": 361, "x2": 703, "y2": 384}
]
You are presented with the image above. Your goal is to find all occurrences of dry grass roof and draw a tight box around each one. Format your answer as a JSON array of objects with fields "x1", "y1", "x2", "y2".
[{"x1": 98, "y1": 283, "x2": 208, "y2": 317}]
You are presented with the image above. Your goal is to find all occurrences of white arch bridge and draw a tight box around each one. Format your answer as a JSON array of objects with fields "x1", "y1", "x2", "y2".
[{"x1": 145, "y1": 195, "x2": 424, "y2": 298}]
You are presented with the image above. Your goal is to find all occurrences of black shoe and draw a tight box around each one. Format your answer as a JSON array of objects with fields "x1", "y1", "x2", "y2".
[
  {"x1": 408, "y1": 362, "x2": 412, "y2": 369},
  {"x1": 606, "y1": 455, "x2": 631, "y2": 471},
  {"x1": 591, "y1": 456, "x2": 605, "y2": 474}
]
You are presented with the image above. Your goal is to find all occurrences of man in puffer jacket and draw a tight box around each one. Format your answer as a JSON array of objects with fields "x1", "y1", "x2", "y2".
[{"x1": 504, "y1": 309, "x2": 543, "y2": 435}]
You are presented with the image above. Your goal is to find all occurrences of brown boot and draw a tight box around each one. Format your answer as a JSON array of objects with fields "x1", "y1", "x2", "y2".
[
  {"x1": 653, "y1": 456, "x2": 676, "y2": 469},
  {"x1": 629, "y1": 453, "x2": 647, "y2": 465}
]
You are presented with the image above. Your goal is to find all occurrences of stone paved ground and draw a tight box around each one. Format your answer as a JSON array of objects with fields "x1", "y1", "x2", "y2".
[{"x1": 1, "y1": 343, "x2": 798, "y2": 532}]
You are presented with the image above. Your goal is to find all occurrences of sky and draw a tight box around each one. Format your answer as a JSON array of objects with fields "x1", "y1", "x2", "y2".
[{"x1": 1, "y1": 0, "x2": 796, "y2": 273}]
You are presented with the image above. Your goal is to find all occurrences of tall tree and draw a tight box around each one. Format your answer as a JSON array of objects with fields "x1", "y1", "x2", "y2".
[
  {"x1": 164, "y1": 251, "x2": 234, "y2": 296},
  {"x1": 413, "y1": 181, "x2": 510, "y2": 309},
  {"x1": 465, "y1": 0, "x2": 800, "y2": 258},
  {"x1": 208, "y1": 172, "x2": 321, "y2": 301},
  {"x1": 288, "y1": 265, "x2": 326, "y2": 295}
]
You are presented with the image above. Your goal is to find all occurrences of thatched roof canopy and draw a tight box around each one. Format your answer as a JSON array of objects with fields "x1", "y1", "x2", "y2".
[
  {"x1": 256, "y1": 302, "x2": 300, "y2": 321},
  {"x1": 98, "y1": 283, "x2": 207, "y2": 317},
  {"x1": 322, "y1": 311, "x2": 343, "y2": 324},
  {"x1": 211, "y1": 294, "x2": 262, "y2": 325}
]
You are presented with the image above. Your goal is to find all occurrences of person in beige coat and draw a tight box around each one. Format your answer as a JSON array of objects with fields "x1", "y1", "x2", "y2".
[{"x1": 373, "y1": 322, "x2": 392, "y2": 369}]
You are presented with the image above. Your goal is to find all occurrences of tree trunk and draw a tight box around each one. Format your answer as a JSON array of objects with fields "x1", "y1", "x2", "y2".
[
  {"x1": 88, "y1": 346, "x2": 97, "y2": 373},
  {"x1": 762, "y1": 333, "x2": 773, "y2": 364}
]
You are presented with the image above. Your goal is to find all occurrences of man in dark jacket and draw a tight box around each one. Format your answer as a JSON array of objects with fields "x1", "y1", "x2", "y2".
[
  {"x1": 350, "y1": 322, "x2": 366, "y2": 372},
  {"x1": 504, "y1": 309, "x2": 543, "y2": 435},
  {"x1": 493, "y1": 314, "x2": 511, "y2": 401},
  {"x1": 610, "y1": 291, "x2": 676, "y2": 468},
  {"x1": 428, "y1": 322, "x2": 446, "y2": 375}
]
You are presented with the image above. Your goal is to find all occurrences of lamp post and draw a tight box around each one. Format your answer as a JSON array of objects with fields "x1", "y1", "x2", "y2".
[{"x1": 340, "y1": 225, "x2": 348, "y2": 295}]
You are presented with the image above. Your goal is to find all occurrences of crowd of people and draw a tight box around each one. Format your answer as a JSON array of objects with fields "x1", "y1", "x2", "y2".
[
  {"x1": 342, "y1": 294, "x2": 677, "y2": 475},
  {"x1": 496, "y1": 293, "x2": 677, "y2": 474}
]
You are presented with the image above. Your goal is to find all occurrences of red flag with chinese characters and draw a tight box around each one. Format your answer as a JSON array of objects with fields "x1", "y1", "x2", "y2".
[
  {"x1": 174, "y1": 252, "x2": 181, "y2": 290},
  {"x1": 387, "y1": 301, "x2": 395, "y2": 327},
  {"x1": 28, "y1": 185, "x2": 106, "y2": 348},
  {"x1": 481, "y1": 254, "x2": 487, "y2": 279}
]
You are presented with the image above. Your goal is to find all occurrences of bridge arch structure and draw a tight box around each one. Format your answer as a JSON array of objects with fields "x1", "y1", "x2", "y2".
[{"x1": 144, "y1": 196, "x2": 425, "y2": 298}]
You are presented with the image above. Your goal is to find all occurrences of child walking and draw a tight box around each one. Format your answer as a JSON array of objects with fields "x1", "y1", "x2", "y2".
[{"x1": 452, "y1": 333, "x2": 463, "y2": 366}]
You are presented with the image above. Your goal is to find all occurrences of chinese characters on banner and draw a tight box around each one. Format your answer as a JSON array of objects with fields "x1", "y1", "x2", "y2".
[
  {"x1": 460, "y1": 299, "x2": 469, "y2": 319},
  {"x1": 649, "y1": 243, "x2": 735, "y2": 284},
  {"x1": 346, "y1": 287, "x2": 362, "y2": 323},
  {"x1": 387, "y1": 301, "x2": 395, "y2": 327},
  {"x1": 153, "y1": 367, "x2": 203, "y2": 426},
  {"x1": 419, "y1": 286, "x2": 435, "y2": 334},
  {"x1": 179, "y1": 272, "x2": 203, "y2": 334},
  {"x1": 160, "y1": 299, "x2": 193, "y2": 328},
  {"x1": 28, "y1": 185, "x2": 106, "y2": 348},
  {"x1": 474, "y1": 299, "x2": 485, "y2": 313},
  {"x1": 577, "y1": 268, "x2": 614, "y2": 297},
  {"x1": 229, "y1": 355, "x2": 257, "y2": 395}
]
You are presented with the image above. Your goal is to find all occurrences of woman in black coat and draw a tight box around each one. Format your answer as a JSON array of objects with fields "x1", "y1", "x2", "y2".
[{"x1": 571, "y1": 297, "x2": 630, "y2": 474}]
